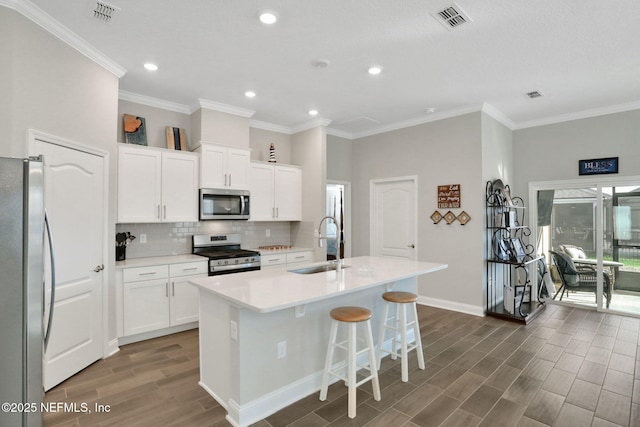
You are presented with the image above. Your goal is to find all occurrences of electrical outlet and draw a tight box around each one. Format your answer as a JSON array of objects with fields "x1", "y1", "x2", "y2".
[
  {"x1": 277, "y1": 341, "x2": 286, "y2": 359},
  {"x1": 266, "y1": 229, "x2": 270, "y2": 237},
  {"x1": 230, "y1": 320, "x2": 238, "y2": 341},
  {"x1": 140, "y1": 233, "x2": 147, "y2": 244}
]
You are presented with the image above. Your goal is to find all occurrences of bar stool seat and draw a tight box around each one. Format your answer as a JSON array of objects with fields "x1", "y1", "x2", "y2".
[
  {"x1": 377, "y1": 291, "x2": 425, "y2": 382},
  {"x1": 319, "y1": 306, "x2": 381, "y2": 419}
]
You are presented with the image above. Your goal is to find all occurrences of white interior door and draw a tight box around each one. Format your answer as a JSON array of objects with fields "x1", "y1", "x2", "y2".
[
  {"x1": 370, "y1": 177, "x2": 417, "y2": 259},
  {"x1": 32, "y1": 136, "x2": 105, "y2": 391}
]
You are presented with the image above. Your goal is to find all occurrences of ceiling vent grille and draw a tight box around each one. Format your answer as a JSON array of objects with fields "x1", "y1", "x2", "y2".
[
  {"x1": 90, "y1": 1, "x2": 119, "y2": 23},
  {"x1": 433, "y1": 3, "x2": 472, "y2": 30},
  {"x1": 526, "y1": 91, "x2": 543, "y2": 99}
]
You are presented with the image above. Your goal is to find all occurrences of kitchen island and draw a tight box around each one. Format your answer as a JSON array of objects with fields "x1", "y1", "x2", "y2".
[{"x1": 189, "y1": 256, "x2": 447, "y2": 427}]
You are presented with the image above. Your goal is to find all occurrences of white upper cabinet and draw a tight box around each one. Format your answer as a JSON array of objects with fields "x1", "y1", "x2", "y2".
[
  {"x1": 197, "y1": 143, "x2": 250, "y2": 190},
  {"x1": 249, "y1": 162, "x2": 301, "y2": 221},
  {"x1": 117, "y1": 144, "x2": 199, "y2": 223}
]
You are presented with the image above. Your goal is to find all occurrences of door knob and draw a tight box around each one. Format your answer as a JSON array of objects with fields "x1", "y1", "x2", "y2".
[
  {"x1": 94, "y1": 264, "x2": 104, "y2": 272},
  {"x1": 407, "y1": 244, "x2": 415, "y2": 248}
]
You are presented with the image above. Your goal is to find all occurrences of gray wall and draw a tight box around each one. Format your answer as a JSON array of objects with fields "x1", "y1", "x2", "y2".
[
  {"x1": 513, "y1": 109, "x2": 640, "y2": 197},
  {"x1": 250, "y1": 127, "x2": 293, "y2": 164},
  {"x1": 327, "y1": 134, "x2": 353, "y2": 182},
  {"x1": 2, "y1": 7, "x2": 120, "y2": 343},
  {"x1": 117, "y1": 100, "x2": 191, "y2": 149},
  {"x1": 351, "y1": 113, "x2": 485, "y2": 311}
]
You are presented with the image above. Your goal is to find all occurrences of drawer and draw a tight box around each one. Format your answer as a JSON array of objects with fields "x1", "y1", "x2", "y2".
[
  {"x1": 286, "y1": 251, "x2": 313, "y2": 264},
  {"x1": 261, "y1": 253, "x2": 286, "y2": 267},
  {"x1": 123, "y1": 264, "x2": 169, "y2": 283},
  {"x1": 170, "y1": 261, "x2": 208, "y2": 277}
]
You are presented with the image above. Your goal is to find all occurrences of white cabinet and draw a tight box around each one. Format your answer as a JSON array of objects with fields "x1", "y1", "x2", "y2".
[
  {"x1": 117, "y1": 144, "x2": 199, "y2": 223},
  {"x1": 286, "y1": 251, "x2": 313, "y2": 266},
  {"x1": 197, "y1": 143, "x2": 250, "y2": 190},
  {"x1": 249, "y1": 162, "x2": 301, "y2": 221},
  {"x1": 260, "y1": 251, "x2": 313, "y2": 270},
  {"x1": 122, "y1": 261, "x2": 207, "y2": 337}
]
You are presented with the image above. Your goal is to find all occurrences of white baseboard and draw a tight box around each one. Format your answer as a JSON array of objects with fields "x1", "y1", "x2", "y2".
[
  {"x1": 117, "y1": 322, "x2": 198, "y2": 346},
  {"x1": 417, "y1": 295, "x2": 485, "y2": 317},
  {"x1": 105, "y1": 338, "x2": 120, "y2": 358}
]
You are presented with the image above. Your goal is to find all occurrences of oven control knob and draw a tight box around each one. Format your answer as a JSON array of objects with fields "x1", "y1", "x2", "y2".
[{"x1": 224, "y1": 260, "x2": 229, "y2": 265}]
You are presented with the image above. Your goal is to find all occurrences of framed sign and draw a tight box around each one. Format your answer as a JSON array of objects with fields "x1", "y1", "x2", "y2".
[
  {"x1": 438, "y1": 184, "x2": 461, "y2": 208},
  {"x1": 579, "y1": 157, "x2": 618, "y2": 176}
]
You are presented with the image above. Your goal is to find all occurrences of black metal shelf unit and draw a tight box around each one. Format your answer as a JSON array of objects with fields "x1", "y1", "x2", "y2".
[{"x1": 485, "y1": 180, "x2": 546, "y2": 324}]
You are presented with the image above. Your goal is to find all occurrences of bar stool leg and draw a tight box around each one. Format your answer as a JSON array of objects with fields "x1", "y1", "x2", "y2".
[
  {"x1": 319, "y1": 320, "x2": 338, "y2": 401},
  {"x1": 412, "y1": 301, "x2": 425, "y2": 370},
  {"x1": 347, "y1": 322, "x2": 357, "y2": 418},
  {"x1": 400, "y1": 303, "x2": 409, "y2": 382},
  {"x1": 376, "y1": 301, "x2": 390, "y2": 369},
  {"x1": 365, "y1": 319, "x2": 381, "y2": 402}
]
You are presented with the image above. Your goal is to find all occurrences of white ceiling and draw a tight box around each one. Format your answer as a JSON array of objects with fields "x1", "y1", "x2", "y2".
[{"x1": 25, "y1": 0, "x2": 640, "y2": 137}]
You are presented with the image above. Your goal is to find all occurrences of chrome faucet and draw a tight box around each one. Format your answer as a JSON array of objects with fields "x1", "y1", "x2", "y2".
[{"x1": 317, "y1": 215, "x2": 342, "y2": 272}]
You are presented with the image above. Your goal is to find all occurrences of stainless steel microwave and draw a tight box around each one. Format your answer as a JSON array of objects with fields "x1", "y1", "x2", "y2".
[{"x1": 200, "y1": 189, "x2": 250, "y2": 220}]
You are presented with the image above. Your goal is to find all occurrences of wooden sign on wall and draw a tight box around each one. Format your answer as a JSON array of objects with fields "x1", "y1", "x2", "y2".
[{"x1": 438, "y1": 184, "x2": 461, "y2": 208}]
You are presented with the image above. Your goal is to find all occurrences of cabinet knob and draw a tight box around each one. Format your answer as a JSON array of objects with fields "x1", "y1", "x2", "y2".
[{"x1": 407, "y1": 244, "x2": 415, "y2": 248}]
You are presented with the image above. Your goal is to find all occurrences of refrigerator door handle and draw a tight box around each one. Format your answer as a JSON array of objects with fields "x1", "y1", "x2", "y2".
[{"x1": 44, "y1": 209, "x2": 56, "y2": 351}]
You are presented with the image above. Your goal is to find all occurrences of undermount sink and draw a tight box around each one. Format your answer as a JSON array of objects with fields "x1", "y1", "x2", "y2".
[{"x1": 289, "y1": 263, "x2": 351, "y2": 274}]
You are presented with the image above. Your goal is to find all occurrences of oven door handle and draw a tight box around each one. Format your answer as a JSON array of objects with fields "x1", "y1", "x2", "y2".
[
  {"x1": 240, "y1": 196, "x2": 246, "y2": 215},
  {"x1": 210, "y1": 262, "x2": 260, "y2": 273}
]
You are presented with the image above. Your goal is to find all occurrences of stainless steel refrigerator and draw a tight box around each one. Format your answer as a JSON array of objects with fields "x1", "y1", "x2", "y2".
[{"x1": 0, "y1": 156, "x2": 55, "y2": 427}]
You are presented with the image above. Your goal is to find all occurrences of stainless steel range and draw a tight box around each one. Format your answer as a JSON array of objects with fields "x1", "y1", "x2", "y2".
[{"x1": 193, "y1": 234, "x2": 260, "y2": 276}]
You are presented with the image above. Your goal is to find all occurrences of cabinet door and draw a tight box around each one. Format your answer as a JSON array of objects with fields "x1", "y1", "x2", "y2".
[
  {"x1": 261, "y1": 253, "x2": 287, "y2": 269},
  {"x1": 170, "y1": 274, "x2": 203, "y2": 326},
  {"x1": 161, "y1": 152, "x2": 199, "y2": 222},
  {"x1": 274, "y1": 165, "x2": 301, "y2": 221},
  {"x1": 117, "y1": 145, "x2": 162, "y2": 223},
  {"x1": 286, "y1": 251, "x2": 313, "y2": 266},
  {"x1": 226, "y1": 148, "x2": 250, "y2": 190},
  {"x1": 123, "y1": 278, "x2": 170, "y2": 336},
  {"x1": 249, "y1": 163, "x2": 276, "y2": 221},
  {"x1": 200, "y1": 144, "x2": 227, "y2": 188}
]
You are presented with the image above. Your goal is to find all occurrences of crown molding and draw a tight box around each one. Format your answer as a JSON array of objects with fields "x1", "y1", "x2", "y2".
[
  {"x1": 196, "y1": 99, "x2": 255, "y2": 118},
  {"x1": 349, "y1": 104, "x2": 484, "y2": 139},
  {"x1": 249, "y1": 120, "x2": 293, "y2": 135},
  {"x1": 326, "y1": 127, "x2": 355, "y2": 140},
  {"x1": 119, "y1": 90, "x2": 192, "y2": 114},
  {"x1": 514, "y1": 100, "x2": 640, "y2": 130},
  {"x1": 481, "y1": 103, "x2": 516, "y2": 130},
  {"x1": 3, "y1": 0, "x2": 126, "y2": 78},
  {"x1": 290, "y1": 118, "x2": 333, "y2": 134}
]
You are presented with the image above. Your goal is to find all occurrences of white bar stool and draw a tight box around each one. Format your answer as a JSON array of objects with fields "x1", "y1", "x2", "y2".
[
  {"x1": 376, "y1": 291, "x2": 425, "y2": 382},
  {"x1": 319, "y1": 306, "x2": 381, "y2": 419}
]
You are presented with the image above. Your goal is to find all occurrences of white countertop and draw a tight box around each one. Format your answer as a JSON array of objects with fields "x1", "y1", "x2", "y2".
[
  {"x1": 115, "y1": 254, "x2": 206, "y2": 269},
  {"x1": 190, "y1": 256, "x2": 447, "y2": 313}
]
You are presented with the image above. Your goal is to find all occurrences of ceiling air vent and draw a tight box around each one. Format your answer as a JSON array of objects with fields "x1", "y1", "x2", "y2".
[
  {"x1": 90, "y1": 1, "x2": 120, "y2": 23},
  {"x1": 432, "y1": 3, "x2": 472, "y2": 30},
  {"x1": 526, "y1": 91, "x2": 543, "y2": 99}
]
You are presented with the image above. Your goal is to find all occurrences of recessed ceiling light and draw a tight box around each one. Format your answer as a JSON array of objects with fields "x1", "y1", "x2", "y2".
[
  {"x1": 368, "y1": 66, "x2": 382, "y2": 75},
  {"x1": 144, "y1": 63, "x2": 158, "y2": 71},
  {"x1": 259, "y1": 11, "x2": 278, "y2": 24},
  {"x1": 308, "y1": 109, "x2": 319, "y2": 116},
  {"x1": 426, "y1": 108, "x2": 436, "y2": 114},
  {"x1": 245, "y1": 91, "x2": 256, "y2": 98}
]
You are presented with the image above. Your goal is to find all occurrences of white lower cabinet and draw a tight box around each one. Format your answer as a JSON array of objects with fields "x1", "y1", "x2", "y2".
[
  {"x1": 260, "y1": 251, "x2": 313, "y2": 270},
  {"x1": 122, "y1": 261, "x2": 207, "y2": 336}
]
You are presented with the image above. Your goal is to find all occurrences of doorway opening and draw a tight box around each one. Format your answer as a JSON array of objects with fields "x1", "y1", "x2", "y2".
[
  {"x1": 326, "y1": 181, "x2": 351, "y2": 261},
  {"x1": 532, "y1": 179, "x2": 640, "y2": 317}
]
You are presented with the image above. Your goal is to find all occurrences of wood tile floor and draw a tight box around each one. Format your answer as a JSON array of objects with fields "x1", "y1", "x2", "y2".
[{"x1": 44, "y1": 304, "x2": 640, "y2": 427}]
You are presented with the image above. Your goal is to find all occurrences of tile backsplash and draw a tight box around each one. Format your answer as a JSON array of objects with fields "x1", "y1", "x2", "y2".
[{"x1": 116, "y1": 221, "x2": 292, "y2": 259}]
